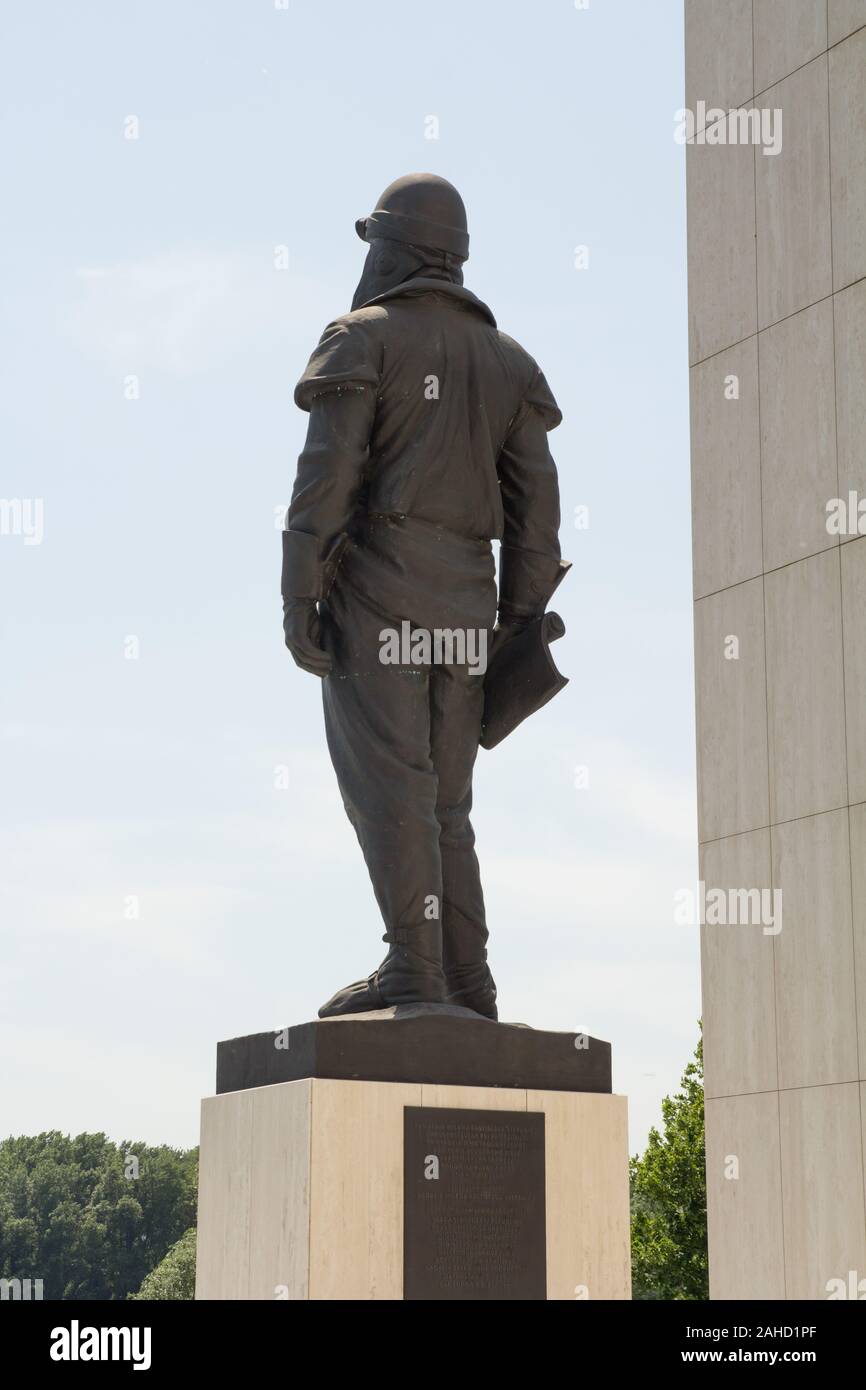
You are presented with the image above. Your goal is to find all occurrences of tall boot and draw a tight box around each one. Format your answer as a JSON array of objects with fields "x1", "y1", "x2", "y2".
[
  {"x1": 318, "y1": 921, "x2": 447, "y2": 1018},
  {"x1": 442, "y1": 915, "x2": 498, "y2": 1021}
]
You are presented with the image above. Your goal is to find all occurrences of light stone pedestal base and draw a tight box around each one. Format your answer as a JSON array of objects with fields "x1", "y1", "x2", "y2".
[{"x1": 195, "y1": 1077, "x2": 631, "y2": 1301}]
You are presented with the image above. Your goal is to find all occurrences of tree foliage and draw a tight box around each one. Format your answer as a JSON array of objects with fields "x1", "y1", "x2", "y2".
[
  {"x1": 630, "y1": 1032, "x2": 708, "y2": 1299},
  {"x1": 0, "y1": 1132, "x2": 197, "y2": 1300},
  {"x1": 129, "y1": 1226, "x2": 196, "y2": 1300}
]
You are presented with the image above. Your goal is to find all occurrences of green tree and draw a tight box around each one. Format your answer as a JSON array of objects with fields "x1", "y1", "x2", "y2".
[
  {"x1": 129, "y1": 1227, "x2": 196, "y2": 1300},
  {"x1": 0, "y1": 1132, "x2": 197, "y2": 1300},
  {"x1": 630, "y1": 1031, "x2": 708, "y2": 1299}
]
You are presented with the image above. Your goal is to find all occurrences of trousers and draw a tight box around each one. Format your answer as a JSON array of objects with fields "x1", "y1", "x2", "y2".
[{"x1": 319, "y1": 514, "x2": 497, "y2": 977}]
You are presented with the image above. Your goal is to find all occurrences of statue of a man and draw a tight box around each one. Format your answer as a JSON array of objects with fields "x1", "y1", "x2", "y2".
[{"x1": 282, "y1": 174, "x2": 565, "y2": 1021}]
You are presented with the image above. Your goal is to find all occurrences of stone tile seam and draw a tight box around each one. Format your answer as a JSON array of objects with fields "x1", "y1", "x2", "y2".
[
  {"x1": 692, "y1": 536, "x2": 861, "y2": 605},
  {"x1": 688, "y1": 273, "x2": 866, "y2": 374},
  {"x1": 826, "y1": 26, "x2": 866, "y2": 1224},
  {"x1": 688, "y1": 21, "x2": 865, "y2": 144},
  {"x1": 698, "y1": 799, "x2": 860, "y2": 849},
  {"x1": 706, "y1": 1076, "x2": 866, "y2": 1102}
]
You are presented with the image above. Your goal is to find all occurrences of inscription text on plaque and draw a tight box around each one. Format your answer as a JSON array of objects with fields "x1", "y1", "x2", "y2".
[{"x1": 403, "y1": 1106, "x2": 546, "y2": 1300}]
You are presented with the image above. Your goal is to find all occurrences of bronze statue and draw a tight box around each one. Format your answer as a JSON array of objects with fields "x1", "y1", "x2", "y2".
[{"x1": 282, "y1": 174, "x2": 568, "y2": 1021}]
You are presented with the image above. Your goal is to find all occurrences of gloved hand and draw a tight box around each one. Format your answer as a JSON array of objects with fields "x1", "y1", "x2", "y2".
[
  {"x1": 283, "y1": 598, "x2": 332, "y2": 678},
  {"x1": 489, "y1": 612, "x2": 533, "y2": 662}
]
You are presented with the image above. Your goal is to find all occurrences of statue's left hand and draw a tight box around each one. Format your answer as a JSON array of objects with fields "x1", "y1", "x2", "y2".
[{"x1": 283, "y1": 599, "x2": 333, "y2": 678}]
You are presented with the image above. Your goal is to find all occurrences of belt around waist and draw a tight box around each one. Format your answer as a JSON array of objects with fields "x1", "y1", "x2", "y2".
[{"x1": 364, "y1": 511, "x2": 493, "y2": 553}]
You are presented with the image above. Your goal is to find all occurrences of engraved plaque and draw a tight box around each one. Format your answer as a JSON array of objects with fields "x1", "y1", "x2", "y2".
[{"x1": 403, "y1": 1106, "x2": 546, "y2": 1300}]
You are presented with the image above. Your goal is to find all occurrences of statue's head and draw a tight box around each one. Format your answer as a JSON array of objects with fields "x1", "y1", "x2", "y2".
[{"x1": 351, "y1": 173, "x2": 468, "y2": 311}]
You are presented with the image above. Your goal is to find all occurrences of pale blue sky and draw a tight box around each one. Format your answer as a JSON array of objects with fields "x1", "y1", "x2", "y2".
[{"x1": 1, "y1": 0, "x2": 696, "y2": 1153}]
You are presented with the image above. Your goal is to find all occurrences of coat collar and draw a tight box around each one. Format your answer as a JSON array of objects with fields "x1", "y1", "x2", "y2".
[{"x1": 359, "y1": 277, "x2": 497, "y2": 327}]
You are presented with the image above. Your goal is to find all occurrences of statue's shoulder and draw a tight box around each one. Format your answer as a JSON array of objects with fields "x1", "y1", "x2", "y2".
[
  {"x1": 494, "y1": 331, "x2": 560, "y2": 429},
  {"x1": 493, "y1": 329, "x2": 542, "y2": 387},
  {"x1": 495, "y1": 328, "x2": 534, "y2": 363},
  {"x1": 305, "y1": 305, "x2": 391, "y2": 360},
  {"x1": 327, "y1": 305, "x2": 390, "y2": 334}
]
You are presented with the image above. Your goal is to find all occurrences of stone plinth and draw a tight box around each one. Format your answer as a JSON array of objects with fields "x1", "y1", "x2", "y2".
[
  {"x1": 196, "y1": 1010, "x2": 630, "y2": 1301},
  {"x1": 216, "y1": 1003, "x2": 611, "y2": 1095}
]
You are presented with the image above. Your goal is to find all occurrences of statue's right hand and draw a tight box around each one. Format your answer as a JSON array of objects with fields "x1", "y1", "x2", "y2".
[
  {"x1": 282, "y1": 599, "x2": 333, "y2": 678},
  {"x1": 489, "y1": 616, "x2": 531, "y2": 662}
]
